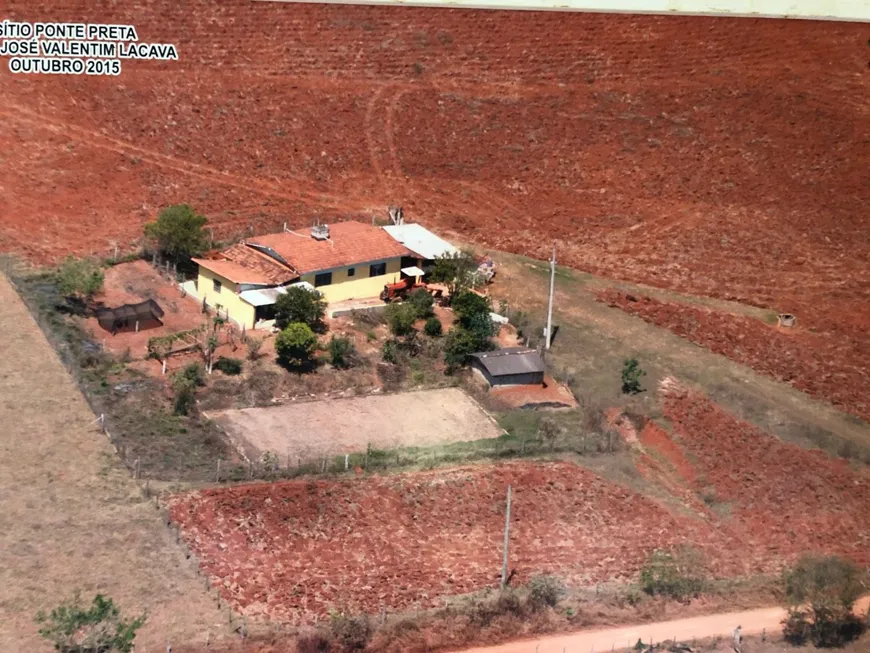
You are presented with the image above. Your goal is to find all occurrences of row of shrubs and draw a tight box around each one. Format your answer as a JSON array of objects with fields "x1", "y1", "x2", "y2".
[{"x1": 297, "y1": 575, "x2": 566, "y2": 653}]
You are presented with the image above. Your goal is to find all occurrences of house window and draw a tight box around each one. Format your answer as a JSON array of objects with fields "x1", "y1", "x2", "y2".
[
  {"x1": 314, "y1": 272, "x2": 333, "y2": 287},
  {"x1": 369, "y1": 262, "x2": 387, "y2": 277},
  {"x1": 213, "y1": 278, "x2": 222, "y2": 294},
  {"x1": 347, "y1": 267, "x2": 356, "y2": 278}
]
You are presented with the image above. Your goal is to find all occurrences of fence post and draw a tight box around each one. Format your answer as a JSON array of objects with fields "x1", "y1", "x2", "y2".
[
  {"x1": 216, "y1": 459, "x2": 222, "y2": 483},
  {"x1": 500, "y1": 484, "x2": 512, "y2": 588},
  {"x1": 345, "y1": 454, "x2": 349, "y2": 471}
]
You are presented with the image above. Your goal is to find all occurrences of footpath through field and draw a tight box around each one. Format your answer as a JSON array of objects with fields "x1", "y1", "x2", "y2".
[{"x1": 455, "y1": 597, "x2": 870, "y2": 653}]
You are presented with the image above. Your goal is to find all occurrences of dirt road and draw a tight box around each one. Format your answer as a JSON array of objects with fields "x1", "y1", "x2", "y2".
[{"x1": 455, "y1": 598, "x2": 870, "y2": 653}]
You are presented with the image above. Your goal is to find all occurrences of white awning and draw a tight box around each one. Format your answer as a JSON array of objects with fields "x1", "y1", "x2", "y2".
[
  {"x1": 401, "y1": 266, "x2": 426, "y2": 277},
  {"x1": 383, "y1": 223, "x2": 459, "y2": 260},
  {"x1": 240, "y1": 281, "x2": 316, "y2": 307}
]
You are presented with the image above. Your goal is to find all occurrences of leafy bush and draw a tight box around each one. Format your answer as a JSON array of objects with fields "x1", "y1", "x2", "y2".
[
  {"x1": 275, "y1": 322, "x2": 318, "y2": 370},
  {"x1": 296, "y1": 632, "x2": 334, "y2": 653},
  {"x1": 274, "y1": 286, "x2": 327, "y2": 332},
  {"x1": 781, "y1": 554, "x2": 867, "y2": 647},
  {"x1": 469, "y1": 590, "x2": 526, "y2": 627},
  {"x1": 36, "y1": 592, "x2": 146, "y2": 653},
  {"x1": 328, "y1": 610, "x2": 371, "y2": 651},
  {"x1": 382, "y1": 339, "x2": 400, "y2": 364},
  {"x1": 179, "y1": 362, "x2": 206, "y2": 387},
  {"x1": 424, "y1": 316, "x2": 443, "y2": 337},
  {"x1": 214, "y1": 356, "x2": 243, "y2": 375},
  {"x1": 328, "y1": 335, "x2": 358, "y2": 369},
  {"x1": 172, "y1": 363, "x2": 205, "y2": 416},
  {"x1": 245, "y1": 336, "x2": 264, "y2": 361},
  {"x1": 172, "y1": 377, "x2": 196, "y2": 416},
  {"x1": 640, "y1": 548, "x2": 705, "y2": 601},
  {"x1": 451, "y1": 290, "x2": 491, "y2": 328},
  {"x1": 528, "y1": 575, "x2": 566, "y2": 610},
  {"x1": 385, "y1": 302, "x2": 417, "y2": 337},
  {"x1": 406, "y1": 287, "x2": 435, "y2": 318},
  {"x1": 537, "y1": 417, "x2": 561, "y2": 450},
  {"x1": 143, "y1": 203, "x2": 208, "y2": 264},
  {"x1": 621, "y1": 358, "x2": 646, "y2": 394},
  {"x1": 56, "y1": 256, "x2": 105, "y2": 300}
]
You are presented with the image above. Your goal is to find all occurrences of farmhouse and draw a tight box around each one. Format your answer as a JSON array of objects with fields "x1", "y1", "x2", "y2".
[
  {"x1": 192, "y1": 221, "x2": 414, "y2": 329},
  {"x1": 470, "y1": 347, "x2": 546, "y2": 388}
]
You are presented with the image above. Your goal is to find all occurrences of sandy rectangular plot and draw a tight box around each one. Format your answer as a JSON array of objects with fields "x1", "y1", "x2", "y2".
[{"x1": 212, "y1": 387, "x2": 503, "y2": 460}]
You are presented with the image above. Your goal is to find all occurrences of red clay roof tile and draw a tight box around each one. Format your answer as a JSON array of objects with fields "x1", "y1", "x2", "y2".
[{"x1": 251, "y1": 221, "x2": 413, "y2": 275}]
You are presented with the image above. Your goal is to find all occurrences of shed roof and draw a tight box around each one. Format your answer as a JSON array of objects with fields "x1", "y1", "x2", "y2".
[
  {"x1": 383, "y1": 223, "x2": 458, "y2": 260},
  {"x1": 470, "y1": 347, "x2": 545, "y2": 377},
  {"x1": 239, "y1": 281, "x2": 317, "y2": 307},
  {"x1": 252, "y1": 221, "x2": 412, "y2": 275}
]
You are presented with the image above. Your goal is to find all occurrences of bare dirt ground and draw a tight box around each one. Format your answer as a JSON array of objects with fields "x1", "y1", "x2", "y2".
[
  {"x1": 211, "y1": 387, "x2": 504, "y2": 461},
  {"x1": 1, "y1": 0, "x2": 867, "y2": 401},
  {"x1": 84, "y1": 259, "x2": 209, "y2": 359},
  {"x1": 0, "y1": 275, "x2": 228, "y2": 651},
  {"x1": 489, "y1": 374, "x2": 578, "y2": 410}
]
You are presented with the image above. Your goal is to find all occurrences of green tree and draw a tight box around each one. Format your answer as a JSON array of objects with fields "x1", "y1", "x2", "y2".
[
  {"x1": 274, "y1": 286, "x2": 327, "y2": 332},
  {"x1": 429, "y1": 250, "x2": 478, "y2": 301},
  {"x1": 56, "y1": 256, "x2": 104, "y2": 300},
  {"x1": 328, "y1": 335, "x2": 358, "y2": 369},
  {"x1": 443, "y1": 326, "x2": 494, "y2": 371},
  {"x1": 621, "y1": 358, "x2": 646, "y2": 394},
  {"x1": 385, "y1": 302, "x2": 417, "y2": 337},
  {"x1": 406, "y1": 287, "x2": 435, "y2": 319},
  {"x1": 275, "y1": 322, "x2": 318, "y2": 369},
  {"x1": 36, "y1": 592, "x2": 146, "y2": 653},
  {"x1": 172, "y1": 366, "x2": 198, "y2": 415},
  {"x1": 143, "y1": 204, "x2": 208, "y2": 264},
  {"x1": 424, "y1": 316, "x2": 443, "y2": 337},
  {"x1": 451, "y1": 290, "x2": 492, "y2": 329},
  {"x1": 782, "y1": 554, "x2": 866, "y2": 647}
]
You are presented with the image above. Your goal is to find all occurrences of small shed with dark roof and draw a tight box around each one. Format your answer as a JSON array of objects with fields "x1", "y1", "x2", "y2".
[{"x1": 470, "y1": 346, "x2": 546, "y2": 388}]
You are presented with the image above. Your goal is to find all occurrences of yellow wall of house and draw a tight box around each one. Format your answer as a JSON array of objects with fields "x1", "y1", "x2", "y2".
[
  {"x1": 300, "y1": 258, "x2": 402, "y2": 303},
  {"x1": 196, "y1": 268, "x2": 257, "y2": 329}
]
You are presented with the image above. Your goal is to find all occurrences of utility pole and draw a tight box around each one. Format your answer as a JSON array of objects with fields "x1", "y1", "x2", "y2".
[
  {"x1": 500, "y1": 484, "x2": 512, "y2": 588},
  {"x1": 546, "y1": 243, "x2": 556, "y2": 349}
]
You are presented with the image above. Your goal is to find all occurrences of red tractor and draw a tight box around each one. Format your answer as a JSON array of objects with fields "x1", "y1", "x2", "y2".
[{"x1": 380, "y1": 277, "x2": 423, "y2": 302}]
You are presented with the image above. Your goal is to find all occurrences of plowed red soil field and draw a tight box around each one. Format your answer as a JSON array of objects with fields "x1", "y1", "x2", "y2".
[
  {"x1": 596, "y1": 290, "x2": 870, "y2": 421},
  {"x1": 2, "y1": 1, "x2": 868, "y2": 356},
  {"x1": 169, "y1": 462, "x2": 732, "y2": 624},
  {"x1": 655, "y1": 380, "x2": 870, "y2": 566},
  {"x1": 169, "y1": 385, "x2": 870, "y2": 624}
]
